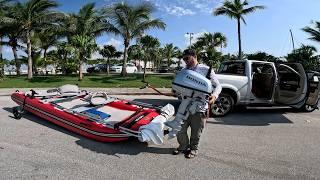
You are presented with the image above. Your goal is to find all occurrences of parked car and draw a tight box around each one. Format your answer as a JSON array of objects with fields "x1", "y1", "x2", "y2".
[
  {"x1": 110, "y1": 63, "x2": 137, "y2": 73},
  {"x1": 87, "y1": 64, "x2": 108, "y2": 74},
  {"x1": 158, "y1": 65, "x2": 169, "y2": 73},
  {"x1": 212, "y1": 60, "x2": 320, "y2": 116}
]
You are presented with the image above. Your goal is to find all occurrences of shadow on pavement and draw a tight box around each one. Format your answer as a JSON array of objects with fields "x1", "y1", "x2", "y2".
[
  {"x1": 209, "y1": 107, "x2": 294, "y2": 126},
  {"x1": 133, "y1": 99, "x2": 295, "y2": 126},
  {"x1": 2, "y1": 107, "x2": 174, "y2": 156},
  {"x1": 3, "y1": 107, "x2": 20, "y2": 119},
  {"x1": 75, "y1": 138, "x2": 174, "y2": 157}
]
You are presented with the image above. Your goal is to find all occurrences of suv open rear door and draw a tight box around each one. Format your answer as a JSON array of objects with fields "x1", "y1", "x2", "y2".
[
  {"x1": 274, "y1": 63, "x2": 308, "y2": 105},
  {"x1": 305, "y1": 71, "x2": 320, "y2": 107}
]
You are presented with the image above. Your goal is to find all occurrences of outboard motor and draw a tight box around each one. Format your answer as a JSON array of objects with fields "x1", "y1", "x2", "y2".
[{"x1": 165, "y1": 69, "x2": 213, "y2": 139}]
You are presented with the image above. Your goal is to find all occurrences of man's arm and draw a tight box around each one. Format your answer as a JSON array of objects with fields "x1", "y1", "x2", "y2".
[{"x1": 209, "y1": 70, "x2": 222, "y2": 104}]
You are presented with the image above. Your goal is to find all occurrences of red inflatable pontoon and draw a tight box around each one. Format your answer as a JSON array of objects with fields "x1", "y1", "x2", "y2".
[{"x1": 11, "y1": 91, "x2": 162, "y2": 142}]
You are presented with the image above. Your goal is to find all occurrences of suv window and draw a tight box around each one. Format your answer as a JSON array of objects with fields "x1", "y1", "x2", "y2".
[{"x1": 218, "y1": 62, "x2": 246, "y2": 76}]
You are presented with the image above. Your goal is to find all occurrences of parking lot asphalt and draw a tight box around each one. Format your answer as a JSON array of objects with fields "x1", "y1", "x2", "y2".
[{"x1": 1, "y1": 95, "x2": 320, "y2": 180}]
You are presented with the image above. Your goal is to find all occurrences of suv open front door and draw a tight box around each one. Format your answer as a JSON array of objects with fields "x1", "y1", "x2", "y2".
[{"x1": 274, "y1": 63, "x2": 308, "y2": 105}]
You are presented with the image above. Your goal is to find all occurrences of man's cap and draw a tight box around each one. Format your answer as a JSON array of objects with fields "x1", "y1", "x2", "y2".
[{"x1": 182, "y1": 49, "x2": 196, "y2": 57}]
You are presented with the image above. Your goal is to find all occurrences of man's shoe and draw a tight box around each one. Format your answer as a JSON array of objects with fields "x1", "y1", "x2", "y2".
[{"x1": 185, "y1": 150, "x2": 198, "y2": 159}]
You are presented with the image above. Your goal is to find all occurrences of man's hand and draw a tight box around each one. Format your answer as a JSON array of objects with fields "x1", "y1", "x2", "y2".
[{"x1": 209, "y1": 95, "x2": 216, "y2": 105}]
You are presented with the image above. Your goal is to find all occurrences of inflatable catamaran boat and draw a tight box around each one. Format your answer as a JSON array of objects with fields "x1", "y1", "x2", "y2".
[{"x1": 11, "y1": 85, "x2": 174, "y2": 144}]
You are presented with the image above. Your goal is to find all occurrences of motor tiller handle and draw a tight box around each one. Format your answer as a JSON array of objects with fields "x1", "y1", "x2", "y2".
[{"x1": 141, "y1": 81, "x2": 174, "y2": 97}]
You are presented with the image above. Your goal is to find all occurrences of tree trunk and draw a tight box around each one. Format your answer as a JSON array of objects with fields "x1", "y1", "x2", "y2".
[
  {"x1": 44, "y1": 48, "x2": 48, "y2": 75},
  {"x1": 32, "y1": 50, "x2": 38, "y2": 75},
  {"x1": 106, "y1": 57, "x2": 110, "y2": 76},
  {"x1": 27, "y1": 31, "x2": 33, "y2": 79},
  {"x1": 121, "y1": 39, "x2": 128, "y2": 76},
  {"x1": 12, "y1": 46, "x2": 20, "y2": 76},
  {"x1": 0, "y1": 36, "x2": 4, "y2": 78},
  {"x1": 237, "y1": 18, "x2": 242, "y2": 60},
  {"x1": 143, "y1": 59, "x2": 147, "y2": 82},
  {"x1": 62, "y1": 52, "x2": 67, "y2": 75},
  {"x1": 79, "y1": 60, "x2": 83, "y2": 81},
  {"x1": 138, "y1": 59, "x2": 142, "y2": 72}
]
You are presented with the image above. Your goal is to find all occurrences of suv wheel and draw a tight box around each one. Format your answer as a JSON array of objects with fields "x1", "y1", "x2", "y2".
[
  {"x1": 299, "y1": 100, "x2": 319, "y2": 112},
  {"x1": 211, "y1": 93, "x2": 235, "y2": 117}
]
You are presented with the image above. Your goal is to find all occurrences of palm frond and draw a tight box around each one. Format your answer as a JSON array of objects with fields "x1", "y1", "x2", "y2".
[
  {"x1": 303, "y1": 24, "x2": 320, "y2": 42},
  {"x1": 131, "y1": 19, "x2": 166, "y2": 38},
  {"x1": 241, "y1": 6, "x2": 265, "y2": 15}
]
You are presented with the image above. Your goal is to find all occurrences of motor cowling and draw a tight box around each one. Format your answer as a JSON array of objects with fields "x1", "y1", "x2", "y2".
[{"x1": 172, "y1": 69, "x2": 213, "y2": 96}]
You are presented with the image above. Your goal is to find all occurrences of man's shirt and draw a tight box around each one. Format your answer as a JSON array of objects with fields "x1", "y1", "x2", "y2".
[{"x1": 186, "y1": 63, "x2": 222, "y2": 111}]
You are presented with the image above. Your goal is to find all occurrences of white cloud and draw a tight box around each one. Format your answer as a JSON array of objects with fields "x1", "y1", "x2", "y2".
[
  {"x1": 102, "y1": 0, "x2": 221, "y2": 16},
  {"x1": 189, "y1": 0, "x2": 212, "y2": 13},
  {"x1": 164, "y1": 5, "x2": 196, "y2": 16},
  {"x1": 105, "y1": 38, "x2": 123, "y2": 50}
]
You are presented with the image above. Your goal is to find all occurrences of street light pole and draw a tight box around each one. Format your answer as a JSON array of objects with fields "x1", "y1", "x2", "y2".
[
  {"x1": 186, "y1": 32, "x2": 194, "y2": 47},
  {"x1": 289, "y1": 29, "x2": 295, "y2": 51}
]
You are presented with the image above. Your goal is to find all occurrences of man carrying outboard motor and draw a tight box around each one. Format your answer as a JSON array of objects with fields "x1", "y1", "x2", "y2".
[{"x1": 172, "y1": 49, "x2": 222, "y2": 159}]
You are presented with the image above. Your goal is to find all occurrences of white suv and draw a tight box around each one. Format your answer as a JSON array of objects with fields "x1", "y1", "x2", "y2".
[
  {"x1": 212, "y1": 60, "x2": 320, "y2": 116},
  {"x1": 110, "y1": 63, "x2": 138, "y2": 73}
]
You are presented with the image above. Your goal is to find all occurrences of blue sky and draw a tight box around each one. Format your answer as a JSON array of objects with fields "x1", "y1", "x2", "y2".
[{"x1": 3, "y1": 0, "x2": 320, "y2": 60}]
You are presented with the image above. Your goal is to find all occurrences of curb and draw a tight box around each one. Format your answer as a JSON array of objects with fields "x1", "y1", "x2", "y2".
[
  {"x1": 0, "y1": 88, "x2": 172, "y2": 97},
  {"x1": 0, "y1": 92, "x2": 170, "y2": 97}
]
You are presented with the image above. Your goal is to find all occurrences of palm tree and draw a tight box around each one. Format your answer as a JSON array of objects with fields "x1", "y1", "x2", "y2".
[
  {"x1": 140, "y1": 35, "x2": 160, "y2": 81},
  {"x1": 0, "y1": 0, "x2": 13, "y2": 77},
  {"x1": 99, "y1": 45, "x2": 122, "y2": 75},
  {"x1": 199, "y1": 46, "x2": 223, "y2": 68},
  {"x1": 103, "y1": 2, "x2": 166, "y2": 76},
  {"x1": 197, "y1": 32, "x2": 227, "y2": 50},
  {"x1": 71, "y1": 35, "x2": 97, "y2": 81},
  {"x1": 247, "y1": 51, "x2": 278, "y2": 62},
  {"x1": 176, "y1": 49, "x2": 183, "y2": 69},
  {"x1": 1, "y1": 32, "x2": 22, "y2": 76},
  {"x1": 286, "y1": 44, "x2": 319, "y2": 71},
  {"x1": 1, "y1": 3, "x2": 24, "y2": 76},
  {"x1": 128, "y1": 44, "x2": 144, "y2": 72},
  {"x1": 303, "y1": 21, "x2": 320, "y2": 43},
  {"x1": 191, "y1": 33, "x2": 227, "y2": 67},
  {"x1": 67, "y1": 3, "x2": 107, "y2": 81},
  {"x1": 10, "y1": 0, "x2": 63, "y2": 79},
  {"x1": 33, "y1": 29, "x2": 61, "y2": 75},
  {"x1": 162, "y1": 43, "x2": 180, "y2": 67},
  {"x1": 191, "y1": 41, "x2": 205, "y2": 57},
  {"x1": 55, "y1": 42, "x2": 73, "y2": 75},
  {"x1": 214, "y1": 0, "x2": 265, "y2": 59}
]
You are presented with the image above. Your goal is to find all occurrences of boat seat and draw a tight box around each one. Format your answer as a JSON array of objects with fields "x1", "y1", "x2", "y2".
[
  {"x1": 55, "y1": 98, "x2": 91, "y2": 109},
  {"x1": 26, "y1": 84, "x2": 80, "y2": 98},
  {"x1": 58, "y1": 84, "x2": 80, "y2": 95}
]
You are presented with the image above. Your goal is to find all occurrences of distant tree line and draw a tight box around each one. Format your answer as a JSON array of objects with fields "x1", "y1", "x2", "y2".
[{"x1": 0, "y1": 0, "x2": 319, "y2": 81}]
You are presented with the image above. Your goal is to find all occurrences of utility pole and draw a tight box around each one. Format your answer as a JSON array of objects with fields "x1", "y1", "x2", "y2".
[
  {"x1": 289, "y1": 29, "x2": 295, "y2": 51},
  {"x1": 186, "y1": 32, "x2": 194, "y2": 47}
]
